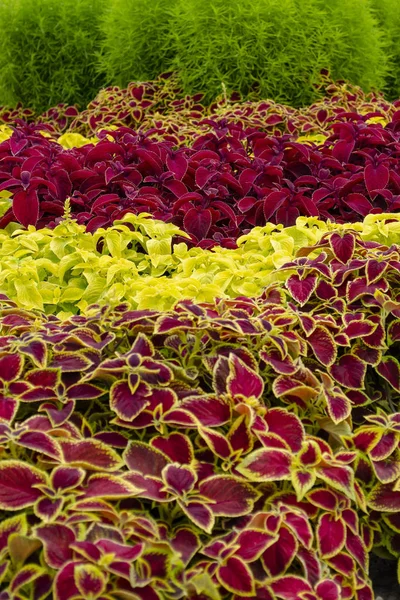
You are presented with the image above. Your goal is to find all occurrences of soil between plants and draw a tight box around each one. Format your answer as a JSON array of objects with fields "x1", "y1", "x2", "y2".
[{"x1": 370, "y1": 555, "x2": 400, "y2": 600}]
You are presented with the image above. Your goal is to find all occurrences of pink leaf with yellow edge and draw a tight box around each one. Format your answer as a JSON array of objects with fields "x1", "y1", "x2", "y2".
[
  {"x1": 327, "y1": 552, "x2": 355, "y2": 577},
  {"x1": 366, "y1": 259, "x2": 388, "y2": 284},
  {"x1": 50, "y1": 352, "x2": 92, "y2": 372},
  {"x1": 66, "y1": 383, "x2": 105, "y2": 400},
  {"x1": 0, "y1": 460, "x2": 46, "y2": 510},
  {"x1": 51, "y1": 466, "x2": 85, "y2": 491},
  {"x1": 179, "y1": 395, "x2": 231, "y2": 427},
  {"x1": 199, "y1": 427, "x2": 232, "y2": 459},
  {"x1": 260, "y1": 347, "x2": 298, "y2": 375},
  {"x1": 179, "y1": 501, "x2": 214, "y2": 533},
  {"x1": 170, "y1": 528, "x2": 200, "y2": 566},
  {"x1": 270, "y1": 575, "x2": 312, "y2": 600},
  {"x1": 151, "y1": 433, "x2": 194, "y2": 464},
  {"x1": 284, "y1": 512, "x2": 313, "y2": 548},
  {"x1": 110, "y1": 379, "x2": 151, "y2": 421},
  {"x1": 317, "y1": 514, "x2": 346, "y2": 558},
  {"x1": 124, "y1": 441, "x2": 169, "y2": 477},
  {"x1": 162, "y1": 464, "x2": 196, "y2": 496},
  {"x1": 60, "y1": 439, "x2": 122, "y2": 471},
  {"x1": 307, "y1": 326, "x2": 337, "y2": 367},
  {"x1": 0, "y1": 353, "x2": 23, "y2": 381},
  {"x1": 307, "y1": 488, "x2": 338, "y2": 511},
  {"x1": 317, "y1": 465, "x2": 354, "y2": 498},
  {"x1": 372, "y1": 457, "x2": 400, "y2": 484},
  {"x1": 217, "y1": 556, "x2": 255, "y2": 596},
  {"x1": 0, "y1": 515, "x2": 27, "y2": 553},
  {"x1": 237, "y1": 448, "x2": 292, "y2": 482},
  {"x1": 370, "y1": 431, "x2": 397, "y2": 461},
  {"x1": 54, "y1": 562, "x2": 80, "y2": 600},
  {"x1": 329, "y1": 233, "x2": 355, "y2": 264},
  {"x1": 376, "y1": 356, "x2": 400, "y2": 392},
  {"x1": 286, "y1": 274, "x2": 317, "y2": 306},
  {"x1": 75, "y1": 564, "x2": 106, "y2": 597},
  {"x1": 262, "y1": 526, "x2": 298, "y2": 576},
  {"x1": 35, "y1": 524, "x2": 75, "y2": 569},
  {"x1": 343, "y1": 320, "x2": 377, "y2": 339},
  {"x1": 323, "y1": 387, "x2": 352, "y2": 424},
  {"x1": 292, "y1": 470, "x2": 317, "y2": 500},
  {"x1": 315, "y1": 580, "x2": 340, "y2": 600},
  {"x1": 10, "y1": 565, "x2": 44, "y2": 593},
  {"x1": 368, "y1": 483, "x2": 400, "y2": 512},
  {"x1": 97, "y1": 539, "x2": 143, "y2": 561},
  {"x1": 0, "y1": 394, "x2": 18, "y2": 423},
  {"x1": 199, "y1": 475, "x2": 259, "y2": 516},
  {"x1": 329, "y1": 354, "x2": 366, "y2": 390},
  {"x1": 347, "y1": 277, "x2": 388, "y2": 303},
  {"x1": 227, "y1": 355, "x2": 264, "y2": 400},
  {"x1": 83, "y1": 474, "x2": 140, "y2": 498},
  {"x1": 235, "y1": 529, "x2": 277, "y2": 562},
  {"x1": 16, "y1": 431, "x2": 61, "y2": 460},
  {"x1": 264, "y1": 408, "x2": 304, "y2": 453},
  {"x1": 345, "y1": 531, "x2": 367, "y2": 572}
]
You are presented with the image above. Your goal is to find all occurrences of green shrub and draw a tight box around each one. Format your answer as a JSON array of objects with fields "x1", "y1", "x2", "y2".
[
  {"x1": 98, "y1": 0, "x2": 177, "y2": 88},
  {"x1": 168, "y1": 0, "x2": 388, "y2": 105},
  {"x1": 316, "y1": 0, "x2": 389, "y2": 94},
  {"x1": 0, "y1": 0, "x2": 107, "y2": 113},
  {"x1": 370, "y1": 0, "x2": 400, "y2": 100}
]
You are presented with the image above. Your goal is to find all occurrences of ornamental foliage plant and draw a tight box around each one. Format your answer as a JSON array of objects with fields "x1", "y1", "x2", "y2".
[
  {"x1": 98, "y1": 0, "x2": 177, "y2": 89},
  {"x1": 168, "y1": 0, "x2": 387, "y2": 106},
  {"x1": 3, "y1": 113, "x2": 400, "y2": 243},
  {"x1": 0, "y1": 0, "x2": 107, "y2": 113},
  {"x1": 1, "y1": 212, "x2": 400, "y2": 316},
  {"x1": 370, "y1": 0, "x2": 400, "y2": 102},
  {"x1": 1, "y1": 73, "x2": 398, "y2": 144},
  {"x1": 1, "y1": 224, "x2": 400, "y2": 596}
]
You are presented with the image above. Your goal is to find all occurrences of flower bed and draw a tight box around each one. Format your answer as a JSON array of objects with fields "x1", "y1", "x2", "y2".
[{"x1": 0, "y1": 80, "x2": 399, "y2": 599}]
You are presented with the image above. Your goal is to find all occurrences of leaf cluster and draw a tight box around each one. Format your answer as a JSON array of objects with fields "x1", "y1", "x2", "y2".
[
  {"x1": 1, "y1": 213, "x2": 400, "y2": 316},
  {"x1": 1, "y1": 73, "x2": 398, "y2": 147},
  {"x1": 2, "y1": 113, "x2": 400, "y2": 242},
  {"x1": 1, "y1": 224, "x2": 400, "y2": 595},
  {"x1": 0, "y1": 0, "x2": 107, "y2": 113}
]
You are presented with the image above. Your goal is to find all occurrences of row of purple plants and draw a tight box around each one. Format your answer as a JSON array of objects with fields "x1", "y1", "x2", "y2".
[{"x1": 1, "y1": 111, "x2": 400, "y2": 247}]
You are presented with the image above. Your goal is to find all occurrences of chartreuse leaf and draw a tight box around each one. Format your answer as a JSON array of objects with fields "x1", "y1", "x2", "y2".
[{"x1": 0, "y1": 213, "x2": 399, "y2": 316}]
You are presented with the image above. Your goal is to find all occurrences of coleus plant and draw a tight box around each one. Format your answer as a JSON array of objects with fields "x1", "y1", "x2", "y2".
[
  {"x1": 2, "y1": 104, "x2": 400, "y2": 243},
  {"x1": 1, "y1": 212, "x2": 400, "y2": 316},
  {"x1": 0, "y1": 71, "x2": 399, "y2": 147},
  {"x1": 1, "y1": 223, "x2": 400, "y2": 596}
]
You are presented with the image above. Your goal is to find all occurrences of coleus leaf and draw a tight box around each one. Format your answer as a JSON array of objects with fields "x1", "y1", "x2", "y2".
[
  {"x1": 217, "y1": 556, "x2": 255, "y2": 596},
  {"x1": 227, "y1": 354, "x2": 264, "y2": 400},
  {"x1": 237, "y1": 448, "x2": 292, "y2": 482},
  {"x1": 286, "y1": 274, "x2": 317, "y2": 306},
  {"x1": 329, "y1": 354, "x2": 366, "y2": 389},
  {"x1": 307, "y1": 326, "x2": 337, "y2": 367},
  {"x1": 0, "y1": 460, "x2": 47, "y2": 510},
  {"x1": 329, "y1": 232, "x2": 355, "y2": 264},
  {"x1": 199, "y1": 475, "x2": 260, "y2": 516},
  {"x1": 317, "y1": 513, "x2": 346, "y2": 558},
  {"x1": 376, "y1": 356, "x2": 400, "y2": 392},
  {"x1": 368, "y1": 483, "x2": 400, "y2": 512}
]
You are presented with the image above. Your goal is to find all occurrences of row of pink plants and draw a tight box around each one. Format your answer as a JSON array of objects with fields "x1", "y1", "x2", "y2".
[{"x1": 0, "y1": 229, "x2": 399, "y2": 598}]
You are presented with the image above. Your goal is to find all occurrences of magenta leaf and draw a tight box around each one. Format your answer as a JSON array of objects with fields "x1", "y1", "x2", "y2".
[{"x1": 286, "y1": 274, "x2": 317, "y2": 306}]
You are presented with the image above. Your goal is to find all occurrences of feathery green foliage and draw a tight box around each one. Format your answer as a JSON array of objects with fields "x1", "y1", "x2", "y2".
[
  {"x1": 168, "y1": 0, "x2": 388, "y2": 105},
  {"x1": 370, "y1": 0, "x2": 400, "y2": 100},
  {"x1": 0, "y1": 0, "x2": 107, "y2": 113},
  {"x1": 315, "y1": 0, "x2": 389, "y2": 94},
  {"x1": 99, "y1": 0, "x2": 177, "y2": 88}
]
